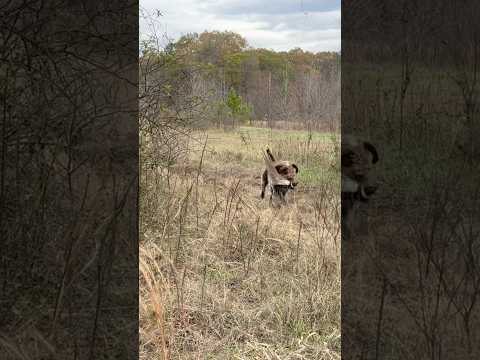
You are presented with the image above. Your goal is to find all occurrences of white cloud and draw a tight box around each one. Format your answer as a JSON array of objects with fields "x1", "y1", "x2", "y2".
[{"x1": 140, "y1": 0, "x2": 340, "y2": 52}]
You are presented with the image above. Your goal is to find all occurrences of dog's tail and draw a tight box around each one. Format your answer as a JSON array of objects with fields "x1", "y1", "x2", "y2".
[{"x1": 266, "y1": 148, "x2": 275, "y2": 162}]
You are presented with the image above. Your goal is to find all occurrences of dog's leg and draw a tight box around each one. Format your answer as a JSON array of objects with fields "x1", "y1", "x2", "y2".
[
  {"x1": 283, "y1": 187, "x2": 289, "y2": 205},
  {"x1": 260, "y1": 169, "x2": 268, "y2": 199},
  {"x1": 269, "y1": 184, "x2": 274, "y2": 206}
]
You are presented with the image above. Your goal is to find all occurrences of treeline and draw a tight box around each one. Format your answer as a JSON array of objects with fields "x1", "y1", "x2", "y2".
[{"x1": 140, "y1": 30, "x2": 340, "y2": 132}]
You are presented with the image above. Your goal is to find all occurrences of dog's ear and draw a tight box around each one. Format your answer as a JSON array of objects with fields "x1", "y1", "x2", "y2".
[
  {"x1": 292, "y1": 164, "x2": 299, "y2": 173},
  {"x1": 363, "y1": 142, "x2": 379, "y2": 164}
]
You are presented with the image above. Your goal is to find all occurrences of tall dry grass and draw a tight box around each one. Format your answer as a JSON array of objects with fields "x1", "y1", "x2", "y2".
[{"x1": 140, "y1": 128, "x2": 340, "y2": 359}]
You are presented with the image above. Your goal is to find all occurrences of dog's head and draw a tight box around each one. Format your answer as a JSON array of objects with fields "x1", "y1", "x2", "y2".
[
  {"x1": 341, "y1": 135, "x2": 379, "y2": 201},
  {"x1": 264, "y1": 149, "x2": 299, "y2": 186},
  {"x1": 275, "y1": 161, "x2": 299, "y2": 183}
]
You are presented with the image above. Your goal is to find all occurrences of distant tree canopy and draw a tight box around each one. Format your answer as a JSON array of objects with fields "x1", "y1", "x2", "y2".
[
  {"x1": 175, "y1": 31, "x2": 248, "y2": 66},
  {"x1": 166, "y1": 31, "x2": 339, "y2": 77},
  {"x1": 140, "y1": 30, "x2": 340, "y2": 131}
]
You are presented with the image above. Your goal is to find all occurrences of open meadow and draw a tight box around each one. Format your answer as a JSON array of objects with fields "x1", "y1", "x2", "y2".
[{"x1": 140, "y1": 126, "x2": 341, "y2": 359}]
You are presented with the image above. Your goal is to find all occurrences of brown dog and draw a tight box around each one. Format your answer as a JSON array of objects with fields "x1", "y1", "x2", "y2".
[
  {"x1": 341, "y1": 135, "x2": 379, "y2": 238},
  {"x1": 260, "y1": 148, "x2": 299, "y2": 206}
]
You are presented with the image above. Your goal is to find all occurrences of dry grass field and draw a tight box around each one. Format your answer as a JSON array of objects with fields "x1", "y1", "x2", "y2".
[{"x1": 139, "y1": 127, "x2": 341, "y2": 359}]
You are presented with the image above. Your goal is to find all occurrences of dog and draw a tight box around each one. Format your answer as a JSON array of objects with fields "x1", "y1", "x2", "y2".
[
  {"x1": 260, "y1": 148, "x2": 299, "y2": 206},
  {"x1": 341, "y1": 135, "x2": 379, "y2": 239}
]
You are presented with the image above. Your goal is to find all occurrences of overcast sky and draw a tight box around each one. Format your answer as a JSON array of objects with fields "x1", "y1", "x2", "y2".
[{"x1": 140, "y1": 0, "x2": 341, "y2": 53}]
